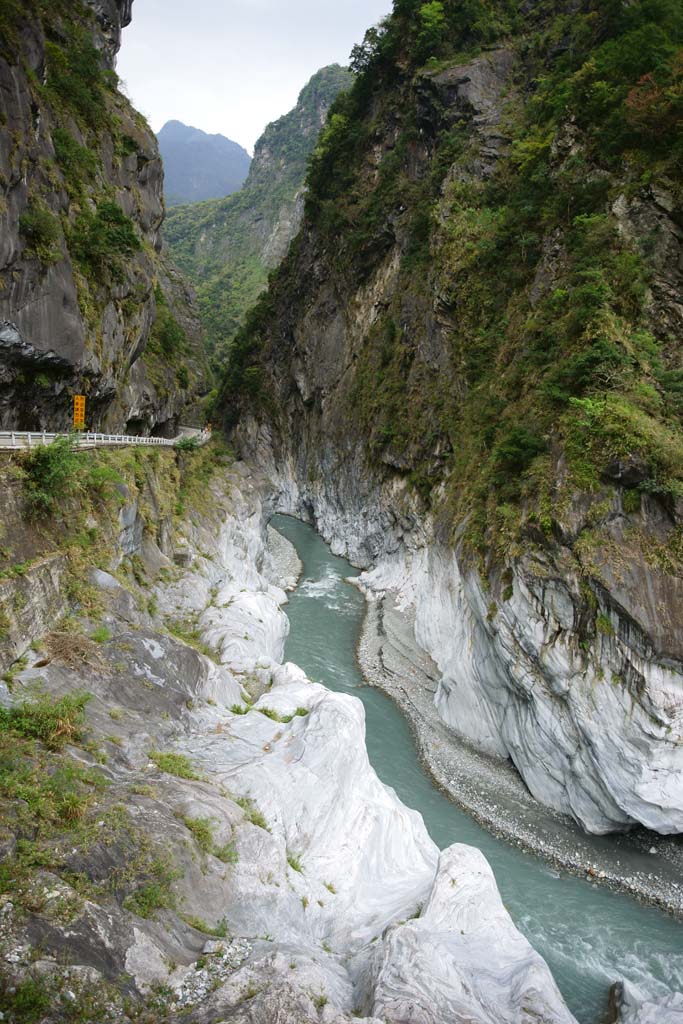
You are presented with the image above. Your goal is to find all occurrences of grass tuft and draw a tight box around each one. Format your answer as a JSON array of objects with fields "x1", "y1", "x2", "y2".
[
  {"x1": 0, "y1": 692, "x2": 91, "y2": 751},
  {"x1": 287, "y1": 851, "x2": 303, "y2": 873},
  {"x1": 149, "y1": 751, "x2": 202, "y2": 780}
]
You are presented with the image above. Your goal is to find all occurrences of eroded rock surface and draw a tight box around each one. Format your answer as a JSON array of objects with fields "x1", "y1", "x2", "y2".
[
  {"x1": 0, "y1": 456, "x2": 577, "y2": 1023},
  {"x1": 370, "y1": 845, "x2": 575, "y2": 1024},
  {"x1": 609, "y1": 980, "x2": 683, "y2": 1024},
  {"x1": 236, "y1": 428, "x2": 683, "y2": 837}
]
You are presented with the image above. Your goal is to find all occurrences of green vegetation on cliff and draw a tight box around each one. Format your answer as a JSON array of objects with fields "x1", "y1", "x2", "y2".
[
  {"x1": 225, "y1": 0, "x2": 683, "y2": 560},
  {"x1": 0, "y1": 0, "x2": 208, "y2": 433},
  {"x1": 7, "y1": 0, "x2": 143, "y2": 291},
  {"x1": 164, "y1": 65, "x2": 353, "y2": 368}
]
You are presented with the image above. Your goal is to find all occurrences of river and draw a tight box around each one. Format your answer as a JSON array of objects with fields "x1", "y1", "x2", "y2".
[{"x1": 271, "y1": 514, "x2": 683, "y2": 1024}]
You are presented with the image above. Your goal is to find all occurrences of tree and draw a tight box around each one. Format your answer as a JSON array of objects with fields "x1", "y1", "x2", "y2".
[
  {"x1": 349, "y1": 23, "x2": 388, "y2": 74},
  {"x1": 417, "y1": 1, "x2": 446, "y2": 60}
]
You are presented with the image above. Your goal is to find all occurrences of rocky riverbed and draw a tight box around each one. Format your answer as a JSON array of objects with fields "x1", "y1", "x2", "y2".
[
  {"x1": 356, "y1": 586, "x2": 683, "y2": 917},
  {"x1": 0, "y1": 457, "x2": 581, "y2": 1023}
]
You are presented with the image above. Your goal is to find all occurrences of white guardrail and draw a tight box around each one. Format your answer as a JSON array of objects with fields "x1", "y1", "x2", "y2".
[{"x1": 0, "y1": 428, "x2": 212, "y2": 451}]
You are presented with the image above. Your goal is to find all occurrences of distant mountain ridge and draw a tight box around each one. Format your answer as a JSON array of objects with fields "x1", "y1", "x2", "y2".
[
  {"x1": 164, "y1": 64, "x2": 354, "y2": 365},
  {"x1": 157, "y1": 120, "x2": 251, "y2": 206}
]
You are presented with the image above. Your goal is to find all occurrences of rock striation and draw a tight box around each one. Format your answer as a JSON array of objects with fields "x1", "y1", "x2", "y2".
[
  {"x1": 235, "y1": 429, "x2": 683, "y2": 837},
  {"x1": 0, "y1": 449, "x2": 577, "y2": 1023},
  {"x1": 371, "y1": 844, "x2": 575, "y2": 1024}
]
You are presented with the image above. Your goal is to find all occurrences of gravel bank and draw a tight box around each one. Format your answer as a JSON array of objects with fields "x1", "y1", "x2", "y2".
[{"x1": 357, "y1": 588, "x2": 683, "y2": 917}]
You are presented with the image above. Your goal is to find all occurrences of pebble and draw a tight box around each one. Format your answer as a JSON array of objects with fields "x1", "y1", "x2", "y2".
[
  {"x1": 202, "y1": 939, "x2": 226, "y2": 954},
  {"x1": 174, "y1": 938, "x2": 252, "y2": 1007}
]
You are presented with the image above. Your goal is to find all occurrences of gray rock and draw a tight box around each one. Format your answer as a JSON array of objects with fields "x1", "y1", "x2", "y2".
[
  {"x1": 0, "y1": 1, "x2": 207, "y2": 433},
  {"x1": 603, "y1": 457, "x2": 651, "y2": 488},
  {"x1": 609, "y1": 980, "x2": 683, "y2": 1023}
]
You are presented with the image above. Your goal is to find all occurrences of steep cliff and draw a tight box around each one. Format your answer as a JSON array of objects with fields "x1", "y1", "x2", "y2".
[
  {"x1": 0, "y1": 0, "x2": 208, "y2": 434},
  {"x1": 164, "y1": 65, "x2": 353, "y2": 365},
  {"x1": 0, "y1": 442, "x2": 577, "y2": 1024},
  {"x1": 224, "y1": 0, "x2": 683, "y2": 835}
]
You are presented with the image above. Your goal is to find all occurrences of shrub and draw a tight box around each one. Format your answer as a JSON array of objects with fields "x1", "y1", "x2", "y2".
[
  {"x1": 235, "y1": 795, "x2": 269, "y2": 831},
  {"x1": 148, "y1": 286, "x2": 187, "y2": 360},
  {"x1": 183, "y1": 816, "x2": 238, "y2": 862},
  {"x1": 184, "y1": 815, "x2": 215, "y2": 854},
  {"x1": 91, "y1": 625, "x2": 112, "y2": 643},
  {"x1": 123, "y1": 852, "x2": 180, "y2": 919},
  {"x1": 0, "y1": 975, "x2": 51, "y2": 1023},
  {"x1": 124, "y1": 881, "x2": 174, "y2": 918},
  {"x1": 153, "y1": 307, "x2": 186, "y2": 357},
  {"x1": 259, "y1": 707, "x2": 283, "y2": 722},
  {"x1": 215, "y1": 841, "x2": 238, "y2": 864},
  {"x1": 175, "y1": 435, "x2": 200, "y2": 452},
  {"x1": 0, "y1": 730, "x2": 102, "y2": 837},
  {"x1": 43, "y1": 30, "x2": 109, "y2": 129},
  {"x1": 148, "y1": 751, "x2": 201, "y2": 780},
  {"x1": 182, "y1": 914, "x2": 229, "y2": 938},
  {"x1": 596, "y1": 614, "x2": 615, "y2": 637},
  {"x1": 622, "y1": 488, "x2": 642, "y2": 514},
  {"x1": 491, "y1": 427, "x2": 547, "y2": 487},
  {"x1": 52, "y1": 127, "x2": 97, "y2": 195},
  {"x1": 165, "y1": 618, "x2": 217, "y2": 660},
  {"x1": 286, "y1": 851, "x2": 303, "y2": 873},
  {"x1": 86, "y1": 462, "x2": 125, "y2": 501},
  {"x1": 0, "y1": 608, "x2": 10, "y2": 642},
  {"x1": 22, "y1": 435, "x2": 79, "y2": 517},
  {"x1": 70, "y1": 200, "x2": 141, "y2": 284},
  {"x1": 19, "y1": 203, "x2": 61, "y2": 265},
  {"x1": 0, "y1": 692, "x2": 91, "y2": 751},
  {"x1": 258, "y1": 706, "x2": 308, "y2": 724},
  {"x1": 416, "y1": 1, "x2": 447, "y2": 60}
]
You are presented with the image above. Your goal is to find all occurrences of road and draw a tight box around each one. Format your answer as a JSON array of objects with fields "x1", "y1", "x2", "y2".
[{"x1": 0, "y1": 427, "x2": 211, "y2": 451}]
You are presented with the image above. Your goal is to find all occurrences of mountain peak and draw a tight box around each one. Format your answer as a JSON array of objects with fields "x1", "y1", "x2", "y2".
[{"x1": 157, "y1": 121, "x2": 251, "y2": 205}]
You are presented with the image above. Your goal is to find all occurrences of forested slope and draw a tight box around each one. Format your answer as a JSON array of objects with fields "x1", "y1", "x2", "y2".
[
  {"x1": 222, "y1": 0, "x2": 683, "y2": 835},
  {"x1": 164, "y1": 65, "x2": 353, "y2": 366}
]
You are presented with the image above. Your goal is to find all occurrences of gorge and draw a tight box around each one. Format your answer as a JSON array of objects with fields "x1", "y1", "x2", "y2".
[
  {"x1": 0, "y1": 1, "x2": 683, "y2": 1023},
  {"x1": 273, "y1": 513, "x2": 683, "y2": 1024}
]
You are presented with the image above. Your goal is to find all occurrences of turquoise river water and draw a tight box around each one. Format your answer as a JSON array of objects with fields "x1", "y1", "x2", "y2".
[{"x1": 271, "y1": 514, "x2": 683, "y2": 1024}]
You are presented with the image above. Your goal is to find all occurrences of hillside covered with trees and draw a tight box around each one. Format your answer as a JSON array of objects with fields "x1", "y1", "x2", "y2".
[{"x1": 164, "y1": 65, "x2": 353, "y2": 369}]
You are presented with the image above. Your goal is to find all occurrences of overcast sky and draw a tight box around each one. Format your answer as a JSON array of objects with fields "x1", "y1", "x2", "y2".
[{"x1": 118, "y1": 0, "x2": 392, "y2": 153}]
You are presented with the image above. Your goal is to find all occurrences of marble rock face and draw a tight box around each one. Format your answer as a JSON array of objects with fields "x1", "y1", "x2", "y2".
[
  {"x1": 150, "y1": 467, "x2": 579, "y2": 1022},
  {"x1": 0, "y1": 463, "x2": 580, "y2": 1023},
  {"x1": 242, "y1": 430, "x2": 683, "y2": 837},
  {"x1": 611, "y1": 980, "x2": 683, "y2": 1024},
  {"x1": 371, "y1": 844, "x2": 576, "y2": 1024}
]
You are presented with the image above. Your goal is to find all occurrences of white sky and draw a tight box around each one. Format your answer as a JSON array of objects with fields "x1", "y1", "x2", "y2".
[{"x1": 118, "y1": 0, "x2": 392, "y2": 153}]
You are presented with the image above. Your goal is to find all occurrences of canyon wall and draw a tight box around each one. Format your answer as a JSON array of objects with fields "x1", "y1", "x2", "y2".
[
  {"x1": 0, "y1": 0, "x2": 208, "y2": 434},
  {"x1": 226, "y1": 1, "x2": 683, "y2": 835}
]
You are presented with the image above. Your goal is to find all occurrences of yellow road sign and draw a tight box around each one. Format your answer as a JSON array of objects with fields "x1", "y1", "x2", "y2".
[{"x1": 73, "y1": 395, "x2": 86, "y2": 431}]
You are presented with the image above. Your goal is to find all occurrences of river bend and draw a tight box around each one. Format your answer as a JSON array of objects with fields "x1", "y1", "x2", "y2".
[{"x1": 271, "y1": 514, "x2": 683, "y2": 1024}]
